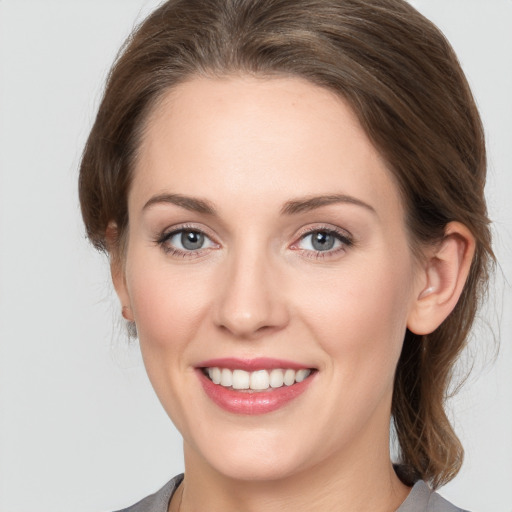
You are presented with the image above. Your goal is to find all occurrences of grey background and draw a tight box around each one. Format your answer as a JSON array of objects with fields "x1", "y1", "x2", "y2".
[{"x1": 0, "y1": 1, "x2": 510, "y2": 510}]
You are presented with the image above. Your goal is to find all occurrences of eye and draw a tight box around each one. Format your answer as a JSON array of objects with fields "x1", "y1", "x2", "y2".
[
  {"x1": 300, "y1": 231, "x2": 340, "y2": 252},
  {"x1": 158, "y1": 228, "x2": 217, "y2": 254},
  {"x1": 293, "y1": 227, "x2": 353, "y2": 256}
]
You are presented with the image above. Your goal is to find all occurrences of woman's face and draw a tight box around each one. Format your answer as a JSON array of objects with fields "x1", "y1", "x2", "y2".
[{"x1": 116, "y1": 76, "x2": 425, "y2": 481}]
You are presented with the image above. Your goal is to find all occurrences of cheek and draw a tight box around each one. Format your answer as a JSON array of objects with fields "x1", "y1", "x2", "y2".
[
  {"x1": 122, "y1": 248, "x2": 215, "y2": 431},
  {"x1": 124, "y1": 250, "x2": 212, "y2": 352},
  {"x1": 295, "y1": 255, "x2": 415, "y2": 378}
]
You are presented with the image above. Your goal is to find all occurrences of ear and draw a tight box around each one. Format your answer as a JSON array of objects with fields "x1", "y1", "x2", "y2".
[
  {"x1": 407, "y1": 222, "x2": 475, "y2": 335},
  {"x1": 106, "y1": 222, "x2": 134, "y2": 322}
]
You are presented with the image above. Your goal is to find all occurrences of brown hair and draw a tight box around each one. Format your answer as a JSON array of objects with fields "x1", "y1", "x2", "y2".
[{"x1": 79, "y1": 0, "x2": 493, "y2": 488}]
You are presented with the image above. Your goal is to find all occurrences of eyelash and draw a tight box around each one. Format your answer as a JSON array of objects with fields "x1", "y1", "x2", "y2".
[
  {"x1": 291, "y1": 225, "x2": 354, "y2": 260},
  {"x1": 156, "y1": 224, "x2": 218, "y2": 258},
  {"x1": 155, "y1": 224, "x2": 354, "y2": 259}
]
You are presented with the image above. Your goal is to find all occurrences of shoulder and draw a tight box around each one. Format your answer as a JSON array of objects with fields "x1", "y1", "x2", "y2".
[
  {"x1": 112, "y1": 474, "x2": 183, "y2": 512},
  {"x1": 397, "y1": 480, "x2": 470, "y2": 512},
  {"x1": 111, "y1": 475, "x2": 468, "y2": 512}
]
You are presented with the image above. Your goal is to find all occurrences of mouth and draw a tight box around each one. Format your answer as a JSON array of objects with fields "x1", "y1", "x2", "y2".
[
  {"x1": 196, "y1": 358, "x2": 316, "y2": 415},
  {"x1": 202, "y1": 367, "x2": 313, "y2": 392}
]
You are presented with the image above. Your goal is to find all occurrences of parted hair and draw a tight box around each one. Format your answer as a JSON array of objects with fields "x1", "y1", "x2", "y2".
[{"x1": 79, "y1": 0, "x2": 493, "y2": 488}]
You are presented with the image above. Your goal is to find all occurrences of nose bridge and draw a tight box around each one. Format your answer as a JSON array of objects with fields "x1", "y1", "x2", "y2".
[{"x1": 214, "y1": 237, "x2": 288, "y2": 338}]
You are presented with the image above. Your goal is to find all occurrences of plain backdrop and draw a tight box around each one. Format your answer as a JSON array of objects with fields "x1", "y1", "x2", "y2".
[{"x1": 0, "y1": 1, "x2": 511, "y2": 511}]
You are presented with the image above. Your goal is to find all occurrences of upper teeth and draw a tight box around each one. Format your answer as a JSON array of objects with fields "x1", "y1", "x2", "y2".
[{"x1": 206, "y1": 367, "x2": 311, "y2": 391}]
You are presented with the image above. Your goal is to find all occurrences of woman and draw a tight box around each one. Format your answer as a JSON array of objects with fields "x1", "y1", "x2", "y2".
[{"x1": 79, "y1": 0, "x2": 493, "y2": 510}]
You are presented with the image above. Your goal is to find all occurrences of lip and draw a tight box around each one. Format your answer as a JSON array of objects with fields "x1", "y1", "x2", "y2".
[
  {"x1": 196, "y1": 359, "x2": 316, "y2": 415},
  {"x1": 196, "y1": 357, "x2": 310, "y2": 371}
]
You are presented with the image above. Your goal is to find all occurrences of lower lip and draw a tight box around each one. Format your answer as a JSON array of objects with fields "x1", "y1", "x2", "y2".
[{"x1": 197, "y1": 370, "x2": 315, "y2": 415}]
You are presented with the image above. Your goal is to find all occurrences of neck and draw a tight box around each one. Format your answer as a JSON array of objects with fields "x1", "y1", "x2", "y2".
[{"x1": 177, "y1": 435, "x2": 409, "y2": 512}]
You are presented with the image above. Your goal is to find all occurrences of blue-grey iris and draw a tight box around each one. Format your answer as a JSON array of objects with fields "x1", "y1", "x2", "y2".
[
  {"x1": 312, "y1": 231, "x2": 335, "y2": 251},
  {"x1": 181, "y1": 231, "x2": 204, "y2": 250}
]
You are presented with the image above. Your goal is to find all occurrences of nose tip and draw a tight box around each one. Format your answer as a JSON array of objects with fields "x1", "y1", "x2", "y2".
[
  {"x1": 213, "y1": 259, "x2": 289, "y2": 339},
  {"x1": 217, "y1": 307, "x2": 282, "y2": 338}
]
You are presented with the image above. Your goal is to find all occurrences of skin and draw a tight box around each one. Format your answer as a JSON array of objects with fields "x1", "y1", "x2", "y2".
[{"x1": 112, "y1": 75, "x2": 475, "y2": 512}]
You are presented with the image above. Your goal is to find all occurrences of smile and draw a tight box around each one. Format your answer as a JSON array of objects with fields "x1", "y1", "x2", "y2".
[
  {"x1": 204, "y1": 367, "x2": 312, "y2": 391},
  {"x1": 196, "y1": 358, "x2": 316, "y2": 415}
]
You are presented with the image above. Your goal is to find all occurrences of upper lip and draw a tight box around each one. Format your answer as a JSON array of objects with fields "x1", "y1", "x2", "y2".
[{"x1": 196, "y1": 357, "x2": 313, "y2": 371}]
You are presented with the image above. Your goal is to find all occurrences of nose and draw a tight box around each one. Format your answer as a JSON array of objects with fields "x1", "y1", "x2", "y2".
[{"x1": 213, "y1": 249, "x2": 289, "y2": 339}]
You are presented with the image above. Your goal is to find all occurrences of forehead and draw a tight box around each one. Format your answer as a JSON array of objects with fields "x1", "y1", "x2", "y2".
[{"x1": 131, "y1": 75, "x2": 403, "y2": 220}]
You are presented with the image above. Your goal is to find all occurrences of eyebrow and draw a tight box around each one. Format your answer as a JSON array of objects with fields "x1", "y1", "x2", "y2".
[
  {"x1": 281, "y1": 194, "x2": 377, "y2": 216},
  {"x1": 143, "y1": 193, "x2": 217, "y2": 215},
  {"x1": 142, "y1": 192, "x2": 376, "y2": 217}
]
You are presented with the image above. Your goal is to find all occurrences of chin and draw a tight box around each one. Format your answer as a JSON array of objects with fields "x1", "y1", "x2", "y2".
[
  {"x1": 185, "y1": 425, "x2": 319, "y2": 483},
  {"x1": 211, "y1": 454, "x2": 309, "y2": 483}
]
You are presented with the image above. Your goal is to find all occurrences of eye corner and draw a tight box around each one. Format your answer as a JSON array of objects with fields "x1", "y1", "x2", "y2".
[
  {"x1": 155, "y1": 224, "x2": 220, "y2": 258},
  {"x1": 290, "y1": 225, "x2": 354, "y2": 259}
]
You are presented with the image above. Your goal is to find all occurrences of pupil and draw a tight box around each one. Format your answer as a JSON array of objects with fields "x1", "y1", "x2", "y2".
[
  {"x1": 312, "y1": 231, "x2": 335, "y2": 251},
  {"x1": 181, "y1": 231, "x2": 204, "y2": 250}
]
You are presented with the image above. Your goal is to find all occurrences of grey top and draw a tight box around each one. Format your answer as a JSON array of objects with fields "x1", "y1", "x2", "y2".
[{"x1": 114, "y1": 474, "x2": 468, "y2": 512}]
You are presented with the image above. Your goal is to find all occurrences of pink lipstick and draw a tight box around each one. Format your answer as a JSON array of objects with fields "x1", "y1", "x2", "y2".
[{"x1": 196, "y1": 358, "x2": 315, "y2": 415}]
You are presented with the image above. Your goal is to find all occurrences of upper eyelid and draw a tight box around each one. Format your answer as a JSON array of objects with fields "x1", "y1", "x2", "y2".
[
  {"x1": 158, "y1": 223, "x2": 217, "y2": 241},
  {"x1": 156, "y1": 223, "x2": 353, "y2": 249},
  {"x1": 294, "y1": 224, "x2": 353, "y2": 242},
  {"x1": 290, "y1": 224, "x2": 355, "y2": 254},
  {"x1": 157, "y1": 226, "x2": 218, "y2": 255}
]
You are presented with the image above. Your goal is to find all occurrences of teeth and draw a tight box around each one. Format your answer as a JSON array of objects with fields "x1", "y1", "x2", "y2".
[
  {"x1": 269, "y1": 369, "x2": 284, "y2": 388},
  {"x1": 220, "y1": 368, "x2": 232, "y2": 387},
  {"x1": 209, "y1": 367, "x2": 221, "y2": 384},
  {"x1": 283, "y1": 369, "x2": 295, "y2": 386},
  {"x1": 232, "y1": 369, "x2": 250, "y2": 390},
  {"x1": 295, "y1": 369, "x2": 310, "y2": 383},
  {"x1": 206, "y1": 367, "x2": 311, "y2": 391},
  {"x1": 250, "y1": 370, "x2": 270, "y2": 390}
]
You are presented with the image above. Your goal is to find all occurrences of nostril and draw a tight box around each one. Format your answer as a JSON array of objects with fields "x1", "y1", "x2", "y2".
[
  {"x1": 216, "y1": 319, "x2": 278, "y2": 339},
  {"x1": 212, "y1": 264, "x2": 290, "y2": 337}
]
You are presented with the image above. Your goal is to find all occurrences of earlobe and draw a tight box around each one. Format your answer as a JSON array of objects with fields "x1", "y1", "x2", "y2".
[
  {"x1": 111, "y1": 260, "x2": 134, "y2": 321},
  {"x1": 106, "y1": 222, "x2": 133, "y2": 320},
  {"x1": 407, "y1": 222, "x2": 475, "y2": 335},
  {"x1": 111, "y1": 261, "x2": 135, "y2": 322},
  {"x1": 122, "y1": 305, "x2": 134, "y2": 321}
]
